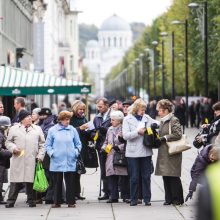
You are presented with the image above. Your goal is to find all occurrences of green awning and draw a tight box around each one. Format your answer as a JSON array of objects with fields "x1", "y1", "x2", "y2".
[{"x1": 0, "y1": 66, "x2": 91, "y2": 96}]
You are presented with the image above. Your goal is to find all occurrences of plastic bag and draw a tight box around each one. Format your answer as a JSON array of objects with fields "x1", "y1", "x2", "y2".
[{"x1": 33, "y1": 162, "x2": 49, "y2": 192}]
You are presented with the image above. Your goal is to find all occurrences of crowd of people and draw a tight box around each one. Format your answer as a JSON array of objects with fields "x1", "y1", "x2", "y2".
[{"x1": 0, "y1": 96, "x2": 219, "y2": 215}]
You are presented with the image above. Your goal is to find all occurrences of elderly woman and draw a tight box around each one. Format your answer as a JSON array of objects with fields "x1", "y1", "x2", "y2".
[
  {"x1": 45, "y1": 111, "x2": 82, "y2": 208},
  {"x1": 5, "y1": 110, "x2": 45, "y2": 208},
  {"x1": 70, "y1": 100, "x2": 90, "y2": 200},
  {"x1": 122, "y1": 98, "x2": 158, "y2": 206},
  {"x1": 102, "y1": 110, "x2": 128, "y2": 203},
  {"x1": 155, "y1": 99, "x2": 184, "y2": 205}
]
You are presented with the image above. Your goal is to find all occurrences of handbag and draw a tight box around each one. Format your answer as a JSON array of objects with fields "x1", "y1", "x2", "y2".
[
  {"x1": 143, "y1": 126, "x2": 161, "y2": 149},
  {"x1": 166, "y1": 121, "x2": 191, "y2": 155},
  {"x1": 83, "y1": 142, "x2": 99, "y2": 168},
  {"x1": 76, "y1": 155, "x2": 86, "y2": 175},
  {"x1": 33, "y1": 162, "x2": 49, "y2": 192},
  {"x1": 113, "y1": 149, "x2": 127, "y2": 167}
]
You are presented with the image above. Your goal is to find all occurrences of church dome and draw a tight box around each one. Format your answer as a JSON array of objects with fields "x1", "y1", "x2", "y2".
[
  {"x1": 86, "y1": 40, "x2": 99, "y2": 48},
  {"x1": 100, "y1": 14, "x2": 131, "y2": 31}
]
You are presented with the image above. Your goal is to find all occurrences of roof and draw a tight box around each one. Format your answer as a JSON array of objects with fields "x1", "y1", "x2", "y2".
[
  {"x1": 100, "y1": 14, "x2": 131, "y2": 31},
  {"x1": 0, "y1": 66, "x2": 91, "y2": 96}
]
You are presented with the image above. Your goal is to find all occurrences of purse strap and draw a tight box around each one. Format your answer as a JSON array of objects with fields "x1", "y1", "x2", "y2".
[{"x1": 168, "y1": 120, "x2": 171, "y2": 135}]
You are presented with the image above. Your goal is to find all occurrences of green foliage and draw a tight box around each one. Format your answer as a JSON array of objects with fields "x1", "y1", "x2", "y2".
[{"x1": 106, "y1": 0, "x2": 219, "y2": 99}]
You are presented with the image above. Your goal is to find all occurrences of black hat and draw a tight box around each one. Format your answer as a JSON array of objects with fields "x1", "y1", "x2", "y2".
[
  {"x1": 39, "y1": 108, "x2": 52, "y2": 116},
  {"x1": 109, "y1": 99, "x2": 116, "y2": 107},
  {"x1": 122, "y1": 100, "x2": 133, "y2": 106},
  {"x1": 18, "y1": 110, "x2": 31, "y2": 122}
]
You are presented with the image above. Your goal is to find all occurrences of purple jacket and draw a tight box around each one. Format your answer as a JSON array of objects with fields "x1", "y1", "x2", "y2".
[{"x1": 189, "y1": 145, "x2": 213, "y2": 192}]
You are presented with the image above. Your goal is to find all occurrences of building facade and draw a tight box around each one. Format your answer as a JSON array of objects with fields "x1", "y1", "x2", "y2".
[
  {"x1": 0, "y1": 0, "x2": 33, "y2": 69},
  {"x1": 84, "y1": 14, "x2": 133, "y2": 96}
]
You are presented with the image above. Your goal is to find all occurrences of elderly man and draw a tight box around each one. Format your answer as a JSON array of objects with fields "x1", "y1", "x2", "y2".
[
  {"x1": 92, "y1": 98, "x2": 112, "y2": 200},
  {"x1": 5, "y1": 110, "x2": 45, "y2": 208},
  {"x1": 11, "y1": 97, "x2": 26, "y2": 124}
]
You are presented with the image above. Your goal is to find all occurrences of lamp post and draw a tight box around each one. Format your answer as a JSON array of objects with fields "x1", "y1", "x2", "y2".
[
  {"x1": 188, "y1": 1, "x2": 208, "y2": 97},
  {"x1": 152, "y1": 41, "x2": 158, "y2": 100},
  {"x1": 160, "y1": 32, "x2": 168, "y2": 98},
  {"x1": 171, "y1": 31, "x2": 175, "y2": 100},
  {"x1": 135, "y1": 58, "x2": 140, "y2": 97},
  {"x1": 139, "y1": 53, "x2": 144, "y2": 99},
  {"x1": 172, "y1": 20, "x2": 189, "y2": 127},
  {"x1": 144, "y1": 48, "x2": 152, "y2": 100}
]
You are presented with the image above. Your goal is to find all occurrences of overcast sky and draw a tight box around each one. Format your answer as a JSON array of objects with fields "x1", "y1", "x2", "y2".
[{"x1": 76, "y1": 0, "x2": 173, "y2": 27}]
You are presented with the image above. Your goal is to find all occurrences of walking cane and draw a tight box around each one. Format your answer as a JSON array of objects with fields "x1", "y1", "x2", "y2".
[{"x1": 99, "y1": 172, "x2": 102, "y2": 197}]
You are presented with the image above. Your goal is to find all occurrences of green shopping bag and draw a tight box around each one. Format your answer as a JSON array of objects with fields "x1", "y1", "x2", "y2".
[{"x1": 33, "y1": 162, "x2": 49, "y2": 192}]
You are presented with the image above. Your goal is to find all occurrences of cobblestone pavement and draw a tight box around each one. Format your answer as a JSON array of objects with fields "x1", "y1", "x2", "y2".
[{"x1": 0, "y1": 128, "x2": 200, "y2": 220}]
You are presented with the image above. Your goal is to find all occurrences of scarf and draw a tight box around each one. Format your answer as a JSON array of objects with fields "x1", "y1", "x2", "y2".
[
  {"x1": 134, "y1": 114, "x2": 143, "y2": 121},
  {"x1": 160, "y1": 113, "x2": 173, "y2": 123}
]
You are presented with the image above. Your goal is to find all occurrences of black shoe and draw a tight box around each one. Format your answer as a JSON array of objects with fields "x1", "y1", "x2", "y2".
[
  {"x1": 5, "y1": 203, "x2": 14, "y2": 208},
  {"x1": 98, "y1": 194, "x2": 109, "y2": 200},
  {"x1": 130, "y1": 202, "x2": 137, "y2": 206},
  {"x1": 172, "y1": 201, "x2": 183, "y2": 206},
  {"x1": 75, "y1": 195, "x2": 86, "y2": 200},
  {"x1": 145, "y1": 202, "x2": 151, "y2": 206},
  {"x1": 106, "y1": 199, "x2": 118, "y2": 203},
  {"x1": 28, "y1": 203, "x2": 36, "y2": 207},
  {"x1": 163, "y1": 202, "x2": 171, "y2": 205},
  {"x1": 45, "y1": 200, "x2": 54, "y2": 204},
  {"x1": 0, "y1": 201, "x2": 7, "y2": 205},
  {"x1": 1, "y1": 189, "x2": 5, "y2": 192},
  {"x1": 125, "y1": 199, "x2": 131, "y2": 204}
]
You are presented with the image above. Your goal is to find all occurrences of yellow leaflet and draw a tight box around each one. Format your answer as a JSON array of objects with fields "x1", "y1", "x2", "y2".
[
  {"x1": 147, "y1": 127, "x2": 153, "y2": 135},
  {"x1": 105, "y1": 144, "x2": 112, "y2": 154},
  {"x1": 19, "y1": 149, "x2": 25, "y2": 157},
  {"x1": 205, "y1": 118, "x2": 209, "y2": 124},
  {"x1": 93, "y1": 131, "x2": 99, "y2": 141}
]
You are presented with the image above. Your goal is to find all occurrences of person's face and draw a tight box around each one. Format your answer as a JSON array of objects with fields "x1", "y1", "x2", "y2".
[
  {"x1": 14, "y1": 100, "x2": 21, "y2": 111},
  {"x1": 32, "y1": 113, "x2": 39, "y2": 122},
  {"x1": 0, "y1": 104, "x2": 4, "y2": 114},
  {"x1": 60, "y1": 118, "x2": 70, "y2": 127},
  {"x1": 137, "y1": 107, "x2": 146, "y2": 116},
  {"x1": 209, "y1": 153, "x2": 218, "y2": 162},
  {"x1": 111, "y1": 118, "x2": 121, "y2": 127},
  {"x1": 111, "y1": 103, "x2": 119, "y2": 111},
  {"x1": 123, "y1": 104, "x2": 130, "y2": 115},
  {"x1": 157, "y1": 107, "x2": 169, "y2": 118},
  {"x1": 77, "y1": 106, "x2": 85, "y2": 117},
  {"x1": 214, "y1": 110, "x2": 220, "y2": 117},
  {"x1": 97, "y1": 101, "x2": 108, "y2": 114},
  {"x1": 21, "y1": 115, "x2": 32, "y2": 126}
]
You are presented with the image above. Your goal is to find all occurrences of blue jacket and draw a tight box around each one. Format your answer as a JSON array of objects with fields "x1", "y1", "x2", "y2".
[{"x1": 45, "y1": 124, "x2": 82, "y2": 172}]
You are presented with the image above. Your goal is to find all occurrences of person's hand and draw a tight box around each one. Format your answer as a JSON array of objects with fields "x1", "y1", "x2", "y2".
[
  {"x1": 13, "y1": 148, "x2": 21, "y2": 156},
  {"x1": 201, "y1": 124, "x2": 209, "y2": 129},
  {"x1": 160, "y1": 137, "x2": 166, "y2": 142},
  {"x1": 36, "y1": 158, "x2": 42, "y2": 163},
  {"x1": 138, "y1": 128, "x2": 145, "y2": 136},
  {"x1": 196, "y1": 136, "x2": 203, "y2": 143},
  {"x1": 185, "y1": 191, "x2": 193, "y2": 202},
  {"x1": 80, "y1": 123, "x2": 89, "y2": 130},
  {"x1": 113, "y1": 146, "x2": 120, "y2": 152}
]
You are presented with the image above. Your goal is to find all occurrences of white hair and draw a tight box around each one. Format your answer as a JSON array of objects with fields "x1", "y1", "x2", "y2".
[{"x1": 110, "y1": 110, "x2": 124, "y2": 122}]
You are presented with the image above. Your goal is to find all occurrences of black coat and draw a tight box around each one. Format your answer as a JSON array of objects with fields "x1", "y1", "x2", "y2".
[
  {"x1": 91, "y1": 110, "x2": 112, "y2": 151},
  {"x1": 0, "y1": 131, "x2": 12, "y2": 169},
  {"x1": 189, "y1": 145, "x2": 212, "y2": 192},
  {"x1": 174, "y1": 104, "x2": 186, "y2": 126}
]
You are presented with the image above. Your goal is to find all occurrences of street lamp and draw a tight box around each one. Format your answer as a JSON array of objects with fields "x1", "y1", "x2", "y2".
[
  {"x1": 152, "y1": 41, "x2": 158, "y2": 100},
  {"x1": 144, "y1": 48, "x2": 152, "y2": 100},
  {"x1": 188, "y1": 1, "x2": 208, "y2": 97},
  {"x1": 171, "y1": 31, "x2": 176, "y2": 100},
  {"x1": 160, "y1": 32, "x2": 168, "y2": 98},
  {"x1": 172, "y1": 19, "x2": 189, "y2": 127},
  {"x1": 135, "y1": 58, "x2": 140, "y2": 97},
  {"x1": 139, "y1": 53, "x2": 144, "y2": 99}
]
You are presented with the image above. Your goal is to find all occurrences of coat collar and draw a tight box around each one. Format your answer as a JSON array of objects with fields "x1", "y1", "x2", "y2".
[
  {"x1": 56, "y1": 123, "x2": 71, "y2": 131},
  {"x1": 126, "y1": 114, "x2": 151, "y2": 126}
]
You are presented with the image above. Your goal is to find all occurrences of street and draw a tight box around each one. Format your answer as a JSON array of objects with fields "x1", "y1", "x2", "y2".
[{"x1": 0, "y1": 128, "x2": 199, "y2": 220}]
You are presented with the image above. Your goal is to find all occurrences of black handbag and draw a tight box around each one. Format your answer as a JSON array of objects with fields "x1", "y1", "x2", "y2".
[
  {"x1": 84, "y1": 144, "x2": 99, "y2": 168},
  {"x1": 76, "y1": 156, "x2": 86, "y2": 175},
  {"x1": 113, "y1": 150, "x2": 127, "y2": 167}
]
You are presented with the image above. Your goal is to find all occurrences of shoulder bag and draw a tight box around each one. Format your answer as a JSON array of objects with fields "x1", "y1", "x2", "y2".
[{"x1": 166, "y1": 120, "x2": 191, "y2": 155}]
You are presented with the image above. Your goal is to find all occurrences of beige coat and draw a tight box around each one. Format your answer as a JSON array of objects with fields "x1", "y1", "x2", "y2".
[
  {"x1": 6, "y1": 124, "x2": 45, "y2": 183},
  {"x1": 155, "y1": 114, "x2": 182, "y2": 177}
]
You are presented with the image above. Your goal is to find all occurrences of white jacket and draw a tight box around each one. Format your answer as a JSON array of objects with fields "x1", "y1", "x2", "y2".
[{"x1": 122, "y1": 114, "x2": 158, "y2": 158}]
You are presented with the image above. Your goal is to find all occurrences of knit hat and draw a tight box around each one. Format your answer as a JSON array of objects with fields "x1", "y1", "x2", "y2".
[
  {"x1": 39, "y1": 107, "x2": 52, "y2": 116},
  {"x1": 32, "y1": 107, "x2": 41, "y2": 115},
  {"x1": 18, "y1": 110, "x2": 31, "y2": 122}
]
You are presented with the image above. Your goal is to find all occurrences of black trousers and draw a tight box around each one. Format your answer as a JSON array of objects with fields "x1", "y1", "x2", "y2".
[
  {"x1": 120, "y1": 176, "x2": 130, "y2": 200},
  {"x1": 7, "y1": 182, "x2": 34, "y2": 205},
  {"x1": 162, "y1": 176, "x2": 184, "y2": 204},
  {"x1": 98, "y1": 152, "x2": 109, "y2": 195},
  {"x1": 53, "y1": 172, "x2": 76, "y2": 205},
  {"x1": 75, "y1": 173, "x2": 81, "y2": 196},
  {"x1": 108, "y1": 175, "x2": 119, "y2": 200}
]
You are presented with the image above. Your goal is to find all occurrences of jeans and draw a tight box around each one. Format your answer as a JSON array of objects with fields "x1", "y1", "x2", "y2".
[{"x1": 127, "y1": 156, "x2": 151, "y2": 204}]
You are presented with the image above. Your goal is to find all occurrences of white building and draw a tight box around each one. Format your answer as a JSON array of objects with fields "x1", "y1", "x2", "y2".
[
  {"x1": 84, "y1": 14, "x2": 133, "y2": 96},
  {"x1": 0, "y1": 0, "x2": 33, "y2": 69},
  {"x1": 34, "y1": 0, "x2": 80, "y2": 81}
]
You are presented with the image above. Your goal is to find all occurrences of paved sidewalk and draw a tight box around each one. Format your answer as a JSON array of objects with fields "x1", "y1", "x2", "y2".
[{"x1": 0, "y1": 128, "x2": 200, "y2": 220}]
